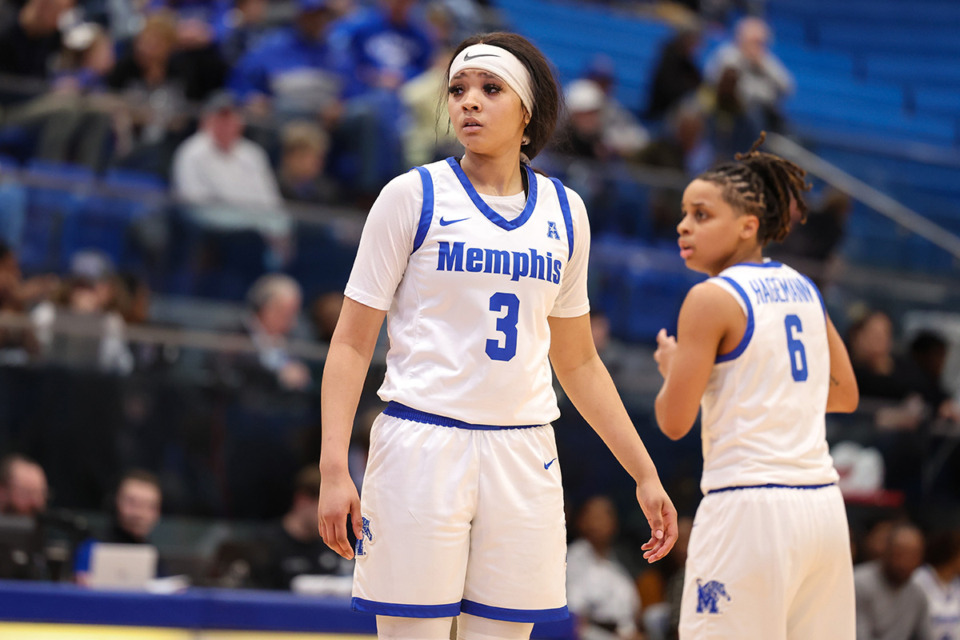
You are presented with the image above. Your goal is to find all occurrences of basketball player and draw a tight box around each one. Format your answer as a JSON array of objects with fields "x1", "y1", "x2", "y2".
[
  {"x1": 318, "y1": 32, "x2": 678, "y2": 640},
  {"x1": 653, "y1": 134, "x2": 859, "y2": 640}
]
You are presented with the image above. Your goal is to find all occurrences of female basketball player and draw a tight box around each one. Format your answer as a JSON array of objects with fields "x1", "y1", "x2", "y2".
[
  {"x1": 317, "y1": 32, "x2": 678, "y2": 640},
  {"x1": 653, "y1": 134, "x2": 859, "y2": 639}
]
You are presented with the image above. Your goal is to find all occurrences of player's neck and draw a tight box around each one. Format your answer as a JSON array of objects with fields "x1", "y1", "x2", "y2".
[
  {"x1": 709, "y1": 245, "x2": 764, "y2": 277},
  {"x1": 459, "y1": 152, "x2": 525, "y2": 197}
]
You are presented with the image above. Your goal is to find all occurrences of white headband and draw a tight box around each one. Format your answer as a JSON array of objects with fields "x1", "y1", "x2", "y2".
[{"x1": 449, "y1": 44, "x2": 535, "y2": 116}]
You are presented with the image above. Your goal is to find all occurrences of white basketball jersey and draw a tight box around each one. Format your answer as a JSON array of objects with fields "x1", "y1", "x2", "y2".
[
  {"x1": 698, "y1": 261, "x2": 839, "y2": 492},
  {"x1": 913, "y1": 566, "x2": 960, "y2": 640},
  {"x1": 345, "y1": 158, "x2": 589, "y2": 426}
]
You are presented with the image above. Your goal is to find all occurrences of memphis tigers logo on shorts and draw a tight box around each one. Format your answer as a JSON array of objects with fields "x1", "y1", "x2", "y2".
[{"x1": 696, "y1": 578, "x2": 731, "y2": 614}]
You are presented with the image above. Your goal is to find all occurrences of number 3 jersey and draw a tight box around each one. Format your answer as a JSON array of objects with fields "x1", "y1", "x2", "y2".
[
  {"x1": 344, "y1": 158, "x2": 591, "y2": 426},
  {"x1": 699, "y1": 261, "x2": 839, "y2": 493}
]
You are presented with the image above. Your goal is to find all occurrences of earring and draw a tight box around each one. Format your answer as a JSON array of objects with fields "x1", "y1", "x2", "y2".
[{"x1": 521, "y1": 135, "x2": 531, "y2": 146}]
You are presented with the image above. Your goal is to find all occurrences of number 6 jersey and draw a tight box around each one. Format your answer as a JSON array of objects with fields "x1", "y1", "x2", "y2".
[
  {"x1": 698, "y1": 261, "x2": 840, "y2": 493},
  {"x1": 344, "y1": 158, "x2": 591, "y2": 426}
]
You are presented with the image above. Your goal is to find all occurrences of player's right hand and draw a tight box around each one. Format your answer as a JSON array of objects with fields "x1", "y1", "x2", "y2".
[
  {"x1": 318, "y1": 469, "x2": 362, "y2": 560},
  {"x1": 653, "y1": 328, "x2": 677, "y2": 379}
]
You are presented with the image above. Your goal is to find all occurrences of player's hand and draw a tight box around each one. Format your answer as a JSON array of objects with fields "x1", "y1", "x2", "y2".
[
  {"x1": 636, "y1": 478, "x2": 678, "y2": 563},
  {"x1": 317, "y1": 468, "x2": 362, "y2": 560},
  {"x1": 653, "y1": 328, "x2": 677, "y2": 379}
]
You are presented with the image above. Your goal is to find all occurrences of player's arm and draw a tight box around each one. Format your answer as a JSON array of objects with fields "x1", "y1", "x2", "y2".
[
  {"x1": 318, "y1": 297, "x2": 386, "y2": 559},
  {"x1": 825, "y1": 313, "x2": 859, "y2": 413},
  {"x1": 549, "y1": 313, "x2": 677, "y2": 562},
  {"x1": 654, "y1": 282, "x2": 736, "y2": 440}
]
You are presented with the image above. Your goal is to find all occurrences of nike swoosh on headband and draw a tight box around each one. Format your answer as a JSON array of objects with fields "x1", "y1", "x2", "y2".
[{"x1": 463, "y1": 52, "x2": 500, "y2": 61}]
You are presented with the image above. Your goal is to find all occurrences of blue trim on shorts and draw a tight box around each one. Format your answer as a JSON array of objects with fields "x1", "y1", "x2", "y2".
[
  {"x1": 715, "y1": 276, "x2": 754, "y2": 363},
  {"x1": 412, "y1": 166, "x2": 434, "y2": 253},
  {"x1": 460, "y1": 600, "x2": 569, "y2": 623},
  {"x1": 352, "y1": 597, "x2": 460, "y2": 618},
  {"x1": 383, "y1": 402, "x2": 542, "y2": 430},
  {"x1": 707, "y1": 482, "x2": 836, "y2": 495}
]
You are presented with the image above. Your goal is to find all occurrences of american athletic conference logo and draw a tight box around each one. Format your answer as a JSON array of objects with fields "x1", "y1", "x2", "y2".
[
  {"x1": 696, "y1": 578, "x2": 731, "y2": 614},
  {"x1": 355, "y1": 516, "x2": 375, "y2": 557}
]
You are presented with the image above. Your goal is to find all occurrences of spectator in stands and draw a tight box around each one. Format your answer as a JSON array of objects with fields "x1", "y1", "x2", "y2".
[
  {"x1": 566, "y1": 495, "x2": 643, "y2": 640},
  {"x1": 399, "y1": 44, "x2": 461, "y2": 167},
  {"x1": 213, "y1": 273, "x2": 311, "y2": 391},
  {"x1": 769, "y1": 187, "x2": 850, "y2": 286},
  {"x1": 30, "y1": 250, "x2": 135, "y2": 374},
  {"x1": 581, "y1": 55, "x2": 650, "y2": 159},
  {"x1": 0, "y1": 0, "x2": 74, "y2": 80},
  {"x1": 171, "y1": 90, "x2": 291, "y2": 259},
  {"x1": 334, "y1": 0, "x2": 434, "y2": 98},
  {"x1": 907, "y1": 331, "x2": 960, "y2": 425},
  {"x1": 635, "y1": 102, "x2": 713, "y2": 241},
  {"x1": 74, "y1": 469, "x2": 165, "y2": 583},
  {"x1": 104, "y1": 469, "x2": 163, "y2": 545},
  {"x1": 278, "y1": 120, "x2": 339, "y2": 205},
  {"x1": 704, "y1": 17, "x2": 794, "y2": 133},
  {"x1": 228, "y1": 0, "x2": 343, "y2": 122},
  {"x1": 855, "y1": 522, "x2": 932, "y2": 640},
  {"x1": 5, "y1": 22, "x2": 121, "y2": 170},
  {"x1": 913, "y1": 529, "x2": 960, "y2": 640},
  {"x1": 106, "y1": 11, "x2": 191, "y2": 174},
  {"x1": 645, "y1": 26, "x2": 702, "y2": 122},
  {"x1": 0, "y1": 242, "x2": 48, "y2": 361},
  {"x1": 0, "y1": 454, "x2": 48, "y2": 517},
  {"x1": 560, "y1": 79, "x2": 610, "y2": 161},
  {"x1": 250, "y1": 465, "x2": 352, "y2": 590},
  {"x1": 215, "y1": 0, "x2": 270, "y2": 66}
]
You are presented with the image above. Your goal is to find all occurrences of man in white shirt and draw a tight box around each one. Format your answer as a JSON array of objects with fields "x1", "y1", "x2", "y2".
[{"x1": 171, "y1": 91, "x2": 291, "y2": 250}]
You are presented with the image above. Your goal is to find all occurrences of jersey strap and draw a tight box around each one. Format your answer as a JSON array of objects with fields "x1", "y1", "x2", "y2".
[
  {"x1": 799, "y1": 273, "x2": 826, "y2": 317},
  {"x1": 548, "y1": 177, "x2": 574, "y2": 258},
  {"x1": 715, "y1": 276, "x2": 755, "y2": 363},
  {"x1": 412, "y1": 166, "x2": 435, "y2": 253}
]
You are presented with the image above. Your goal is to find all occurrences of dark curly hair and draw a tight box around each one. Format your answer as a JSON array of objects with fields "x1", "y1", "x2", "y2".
[
  {"x1": 697, "y1": 132, "x2": 811, "y2": 245},
  {"x1": 445, "y1": 32, "x2": 561, "y2": 161}
]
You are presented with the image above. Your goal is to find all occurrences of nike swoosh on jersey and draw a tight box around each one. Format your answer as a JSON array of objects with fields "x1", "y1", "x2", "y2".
[
  {"x1": 544, "y1": 458, "x2": 557, "y2": 470},
  {"x1": 439, "y1": 216, "x2": 470, "y2": 226}
]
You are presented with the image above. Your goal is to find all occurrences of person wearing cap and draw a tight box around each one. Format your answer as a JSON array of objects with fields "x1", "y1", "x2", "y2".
[
  {"x1": 171, "y1": 90, "x2": 284, "y2": 214},
  {"x1": 317, "y1": 31, "x2": 677, "y2": 640}
]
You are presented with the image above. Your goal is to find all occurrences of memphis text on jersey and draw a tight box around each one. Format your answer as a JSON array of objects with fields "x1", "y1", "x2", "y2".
[
  {"x1": 748, "y1": 275, "x2": 815, "y2": 305},
  {"x1": 436, "y1": 241, "x2": 563, "y2": 284}
]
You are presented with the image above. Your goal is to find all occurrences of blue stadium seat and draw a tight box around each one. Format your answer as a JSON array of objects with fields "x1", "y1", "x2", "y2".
[{"x1": 20, "y1": 160, "x2": 94, "y2": 272}]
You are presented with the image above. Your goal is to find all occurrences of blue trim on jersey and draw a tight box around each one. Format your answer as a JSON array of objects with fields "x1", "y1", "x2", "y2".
[
  {"x1": 736, "y1": 260, "x2": 783, "y2": 268},
  {"x1": 707, "y1": 482, "x2": 836, "y2": 495},
  {"x1": 799, "y1": 273, "x2": 826, "y2": 317},
  {"x1": 412, "y1": 166, "x2": 434, "y2": 252},
  {"x1": 715, "y1": 276, "x2": 755, "y2": 363},
  {"x1": 384, "y1": 402, "x2": 542, "y2": 430},
  {"x1": 445, "y1": 157, "x2": 538, "y2": 231},
  {"x1": 460, "y1": 600, "x2": 570, "y2": 623},
  {"x1": 548, "y1": 177, "x2": 575, "y2": 258},
  {"x1": 352, "y1": 597, "x2": 460, "y2": 618}
]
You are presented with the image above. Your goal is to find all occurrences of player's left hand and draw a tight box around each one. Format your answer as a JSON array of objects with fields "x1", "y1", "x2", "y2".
[
  {"x1": 636, "y1": 478, "x2": 678, "y2": 563},
  {"x1": 653, "y1": 328, "x2": 677, "y2": 379}
]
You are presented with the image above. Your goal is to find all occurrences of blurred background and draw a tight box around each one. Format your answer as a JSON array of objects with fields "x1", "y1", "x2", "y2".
[{"x1": 0, "y1": 0, "x2": 959, "y2": 638}]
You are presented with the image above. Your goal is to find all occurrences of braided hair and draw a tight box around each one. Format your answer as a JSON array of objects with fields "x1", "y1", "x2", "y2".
[{"x1": 697, "y1": 132, "x2": 810, "y2": 245}]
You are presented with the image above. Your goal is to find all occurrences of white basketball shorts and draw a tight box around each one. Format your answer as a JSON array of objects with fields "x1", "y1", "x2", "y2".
[
  {"x1": 351, "y1": 402, "x2": 568, "y2": 623},
  {"x1": 679, "y1": 483, "x2": 855, "y2": 640}
]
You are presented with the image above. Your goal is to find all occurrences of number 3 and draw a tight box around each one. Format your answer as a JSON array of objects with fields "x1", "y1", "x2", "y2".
[
  {"x1": 486, "y1": 292, "x2": 519, "y2": 361},
  {"x1": 784, "y1": 314, "x2": 808, "y2": 382}
]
